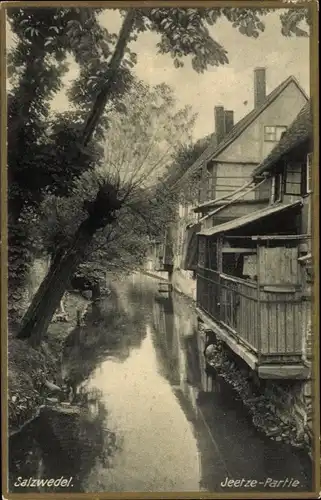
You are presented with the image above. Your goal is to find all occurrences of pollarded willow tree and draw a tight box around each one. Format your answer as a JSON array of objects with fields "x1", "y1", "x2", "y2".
[
  {"x1": 40, "y1": 82, "x2": 196, "y2": 279},
  {"x1": 7, "y1": 6, "x2": 310, "y2": 343}
]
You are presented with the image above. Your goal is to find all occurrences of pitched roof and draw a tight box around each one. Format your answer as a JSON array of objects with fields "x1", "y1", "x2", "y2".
[
  {"x1": 198, "y1": 200, "x2": 302, "y2": 237},
  {"x1": 253, "y1": 101, "x2": 312, "y2": 177},
  {"x1": 179, "y1": 76, "x2": 308, "y2": 184}
]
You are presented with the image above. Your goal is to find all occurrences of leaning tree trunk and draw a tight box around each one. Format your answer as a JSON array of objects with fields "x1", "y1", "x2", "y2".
[
  {"x1": 17, "y1": 220, "x2": 96, "y2": 346},
  {"x1": 81, "y1": 9, "x2": 136, "y2": 147},
  {"x1": 17, "y1": 184, "x2": 121, "y2": 346}
]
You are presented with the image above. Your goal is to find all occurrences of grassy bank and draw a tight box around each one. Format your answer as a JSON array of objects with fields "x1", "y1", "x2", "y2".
[{"x1": 8, "y1": 293, "x2": 89, "y2": 435}]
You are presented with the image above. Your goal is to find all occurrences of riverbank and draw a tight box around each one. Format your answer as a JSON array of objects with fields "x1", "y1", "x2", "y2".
[{"x1": 8, "y1": 293, "x2": 89, "y2": 436}]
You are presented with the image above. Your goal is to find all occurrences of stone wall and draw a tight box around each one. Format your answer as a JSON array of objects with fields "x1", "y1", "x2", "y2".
[
  {"x1": 263, "y1": 379, "x2": 312, "y2": 449},
  {"x1": 201, "y1": 322, "x2": 312, "y2": 454}
]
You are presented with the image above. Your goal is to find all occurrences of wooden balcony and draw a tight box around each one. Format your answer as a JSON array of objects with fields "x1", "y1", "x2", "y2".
[{"x1": 196, "y1": 268, "x2": 310, "y2": 379}]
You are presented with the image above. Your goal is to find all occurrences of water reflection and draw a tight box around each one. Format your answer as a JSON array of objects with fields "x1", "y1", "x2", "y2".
[
  {"x1": 9, "y1": 386, "x2": 118, "y2": 493},
  {"x1": 9, "y1": 273, "x2": 312, "y2": 493},
  {"x1": 62, "y1": 278, "x2": 150, "y2": 390},
  {"x1": 148, "y1": 282, "x2": 312, "y2": 492}
]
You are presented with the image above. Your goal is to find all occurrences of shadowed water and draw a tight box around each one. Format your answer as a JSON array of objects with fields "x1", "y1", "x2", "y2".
[{"x1": 8, "y1": 273, "x2": 312, "y2": 493}]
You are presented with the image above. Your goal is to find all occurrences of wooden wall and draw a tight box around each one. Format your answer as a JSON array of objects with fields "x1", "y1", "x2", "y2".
[{"x1": 258, "y1": 247, "x2": 302, "y2": 360}]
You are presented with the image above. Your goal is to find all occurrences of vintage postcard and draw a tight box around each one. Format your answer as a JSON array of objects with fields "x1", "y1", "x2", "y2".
[{"x1": 1, "y1": 1, "x2": 319, "y2": 498}]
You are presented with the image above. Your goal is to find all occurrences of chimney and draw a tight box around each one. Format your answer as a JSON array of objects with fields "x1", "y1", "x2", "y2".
[
  {"x1": 214, "y1": 106, "x2": 226, "y2": 144},
  {"x1": 254, "y1": 67, "x2": 266, "y2": 108},
  {"x1": 224, "y1": 110, "x2": 234, "y2": 134}
]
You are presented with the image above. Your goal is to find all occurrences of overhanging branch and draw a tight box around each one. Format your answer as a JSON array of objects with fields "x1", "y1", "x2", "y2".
[{"x1": 81, "y1": 10, "x2": 137, "y2": 147}]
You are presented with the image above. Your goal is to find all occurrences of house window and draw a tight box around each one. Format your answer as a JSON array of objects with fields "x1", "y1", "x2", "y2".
[
  {"x1": 284, "y1": 162, "x2": 303, "y2": 196},
  {"x1": 264, "y1": 126, "x2": 287, "y2": 142},
  {"x1": 283, "y1": 155, "x2": 313, "y2": 197},
  {"x1": 271, "y1": 171, "x2": 283, "y2": 203},
  {"x1": 306, "y1": 153, "x2": 312, "y2": 194}
]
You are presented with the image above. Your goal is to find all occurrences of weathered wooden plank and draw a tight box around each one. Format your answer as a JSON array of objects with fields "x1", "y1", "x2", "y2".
[
  {"x1": 238, "y1": 284, "x2": 246, "y2": 343},
  {"x1": 246, "y1": 286, "x2": 254, "y2": 347},
  {"x1": 253, "y1": 289, "x2": 259, "y2": 351},
  {"x1": 258, "y1": 364, "x2": 310, "y2": 380},
  {"x1": 252, "y1": 234, "x2": 308, "y2": 241},
  {"x1": 285, "y1": 297, "x2": 295, "y2": 353},
  {"x1": 258, "y1": 246, "x2": 299, "y2": 285},
  {"x1": 220, "y1": 272, "x2": 257, "y2": 288},
  {"x1": 263, "y1": 285, "x2": 298, "y2": 293},
  {"x1": 248, "y1": 293, "x2": 254, "y2": 346},
  {"x1": 276, "y1": 298, "x2": 286, "y2": 354},
  {"x1": 260, "y1": 292, "x2": 270, "y2": 355},
  {"x1": 293, "y1": 291, "x2": 303, "y2": 355},
  {"x1": 287, "y1": 247, "x2": 299, "y2": 284},
  {"x1": 260, "y1": 353, "x2": 303, "y2": 363},
  {"x1": 268, "y1": 294, "x2": 278, "y2": 354},
  {"x1": 238, "y1": 290, "x2": 245, "y2": 341},
  {"x1": 247, "y1": 294, "x2": 251, "y2": 347},
  {"x1": 301, "y1": 298, "x2": 312, "y2": 359},
  {"x1": 222, "y1": 247, "x2": 257, "y2": 254}
]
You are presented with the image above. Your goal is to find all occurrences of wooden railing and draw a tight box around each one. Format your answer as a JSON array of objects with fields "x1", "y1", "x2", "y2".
[
  {"x1": 197, "y1": 268, "x2": 303, "y2": 362},
  {"x1": 220, "y1": 273, "x2": 259, "y2": 353}
]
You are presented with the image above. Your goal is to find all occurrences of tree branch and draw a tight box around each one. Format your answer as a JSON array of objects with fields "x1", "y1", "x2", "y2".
[{"x1": 81, "y1": 10, "x2": 137, "y2": 147}]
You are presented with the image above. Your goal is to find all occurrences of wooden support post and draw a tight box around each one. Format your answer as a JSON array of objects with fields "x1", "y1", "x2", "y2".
[
  {"x1": 77, "y1": 310, "x2": 81, "y2": 327},
  {"x1": 256, "y1": 241, "x2": 261, "y2": 361},
  {"x1": 217, "y1": 235, "x2": 223, "y2": 322},
  {"x1": 217, "y1": 236, "x2": 223, "y2": 273}
]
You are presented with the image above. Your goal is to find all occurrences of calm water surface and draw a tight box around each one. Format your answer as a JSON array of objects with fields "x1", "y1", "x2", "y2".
[{"x1": 9, "y1": 273, "x2": 312, "y2": 493}]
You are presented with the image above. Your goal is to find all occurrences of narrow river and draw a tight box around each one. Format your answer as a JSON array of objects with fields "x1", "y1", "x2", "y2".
[{"x1": 9, "y1": 273, "x2": 312, "y2": 494}]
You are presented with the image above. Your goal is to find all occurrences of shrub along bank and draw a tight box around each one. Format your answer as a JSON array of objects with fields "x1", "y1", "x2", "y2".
[{"x1": 8, "y1": 292, "x2": 89, "y2": 435}]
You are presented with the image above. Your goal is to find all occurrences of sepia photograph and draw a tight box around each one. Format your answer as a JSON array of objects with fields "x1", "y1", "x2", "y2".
[{"x1": 1, "y1": 1, "x2": 319, "y2": 497}]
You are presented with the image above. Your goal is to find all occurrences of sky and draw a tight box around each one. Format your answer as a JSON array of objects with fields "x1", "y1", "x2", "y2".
[{"x1": 6, "y1": 8, "x2": 310, "y2": 142}]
